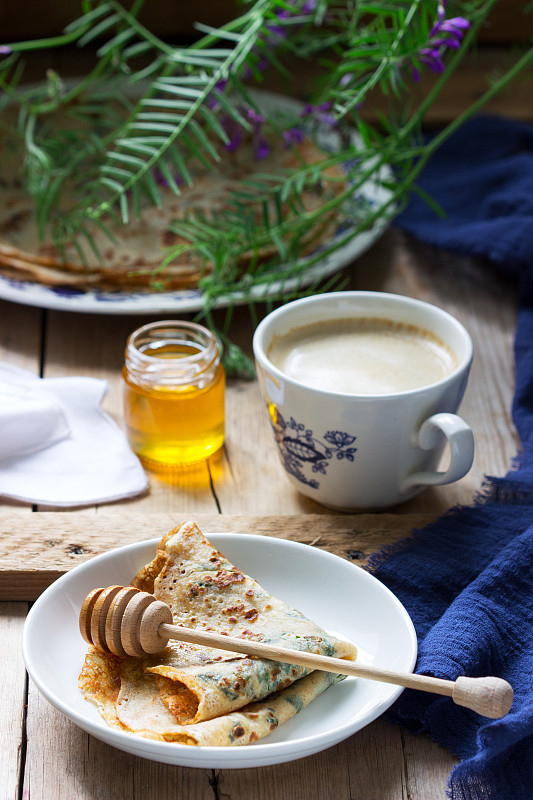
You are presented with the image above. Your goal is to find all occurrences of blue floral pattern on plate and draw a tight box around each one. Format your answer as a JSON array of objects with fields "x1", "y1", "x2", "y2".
[{"x1": 271, "y1": 409, "x2": 357, "y2": 489}]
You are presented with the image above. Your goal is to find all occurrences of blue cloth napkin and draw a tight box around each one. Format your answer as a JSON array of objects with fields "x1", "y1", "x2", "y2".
[
  {"x1": 394, "y1": 114, "x2": 533, "y2": 276},
  {"x1": 368, "y1": 116, "x2": 533, "y2": 800}
]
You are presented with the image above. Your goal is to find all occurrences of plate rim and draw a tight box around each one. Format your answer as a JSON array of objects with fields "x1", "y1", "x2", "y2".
[{"x1": 22, "y1": 532, "x2": 417, "y2": 767}]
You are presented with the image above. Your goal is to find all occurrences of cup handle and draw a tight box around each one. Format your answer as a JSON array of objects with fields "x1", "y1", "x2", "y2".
[{"x1": 400, "y1": 412, "x2": 474, "y2": 492}]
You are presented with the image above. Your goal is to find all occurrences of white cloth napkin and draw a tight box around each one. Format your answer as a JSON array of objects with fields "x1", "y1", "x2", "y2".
[{"x1": 0, "y1": 362, "x2": 148, "y2": 507}]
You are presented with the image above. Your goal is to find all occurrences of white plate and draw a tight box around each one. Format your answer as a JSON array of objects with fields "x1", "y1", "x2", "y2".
[
  {"x1": 22, "y1": 533, "x2": 416, "y2": 768},
  {"x1": 0, "y1": 90, "x2": 393, "y2": 315}
]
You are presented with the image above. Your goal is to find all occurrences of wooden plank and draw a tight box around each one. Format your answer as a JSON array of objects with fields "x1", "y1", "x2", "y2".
[
  {"x1": 0, "y1": 603, "x2": 27, "y2": 800},
  {"x1": 0, "y1": 299, "x2": 43, "y2": 369},
  {"x1": 479, "y1": 0, "x2": 533, "y2": 43},
  {"x1": 1, "y1": 0, "x2": 239, "y2": 40},
  {"x1": 3, "y1": 2, "x2": 532, "y2": 44},
  {"x1": 0, "y1": 511, "x2": 430, "y2": 600},
  {"x1": 218, "y1": 718, "x2": 409, "y2": 800},
  {"x1": 402, "y1": 728, "x2": 458, "y2": 800}
]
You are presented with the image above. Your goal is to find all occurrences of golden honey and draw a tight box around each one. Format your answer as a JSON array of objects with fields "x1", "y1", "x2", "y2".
[{"x1": 122, "y1": 321, "x2": 225, "y2": 468}]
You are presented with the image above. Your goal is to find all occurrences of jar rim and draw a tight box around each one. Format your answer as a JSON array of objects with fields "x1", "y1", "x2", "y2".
[
  {"x1": 126, "y1": 320, "x2": 219, "y2": 366},
  {"x1": 124, "y1": 320, "x2": 221, "y2": 389}
]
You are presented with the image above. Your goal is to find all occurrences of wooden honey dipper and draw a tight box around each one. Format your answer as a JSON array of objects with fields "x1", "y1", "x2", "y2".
[{"x1": 80, "y1": 585, "x2": 514, "y2": 720}]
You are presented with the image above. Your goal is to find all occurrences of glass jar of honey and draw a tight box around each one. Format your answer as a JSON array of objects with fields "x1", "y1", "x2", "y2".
[{"x1": 122, "y1": 320, "x2": 225, "y2": 468}]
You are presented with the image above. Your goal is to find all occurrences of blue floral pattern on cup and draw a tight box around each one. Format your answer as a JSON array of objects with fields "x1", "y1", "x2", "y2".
[{"x1": 270, "y1": 409, "x2": 357, "y2": 489}]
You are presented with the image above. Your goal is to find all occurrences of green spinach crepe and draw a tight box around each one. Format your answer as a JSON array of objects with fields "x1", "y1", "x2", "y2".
[{"x1": 79, "y1": 521, "x2": 357, "y2": 746}]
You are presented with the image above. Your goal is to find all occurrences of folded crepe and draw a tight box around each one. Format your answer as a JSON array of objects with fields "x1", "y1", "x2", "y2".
[{"x1": 79, "y1": 521, "x2": 357, "y2": 746}]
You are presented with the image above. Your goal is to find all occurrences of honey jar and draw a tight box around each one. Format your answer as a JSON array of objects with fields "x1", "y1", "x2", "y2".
[{"x1": 122, "y1": 320, "x2": 225, "y2": 468}]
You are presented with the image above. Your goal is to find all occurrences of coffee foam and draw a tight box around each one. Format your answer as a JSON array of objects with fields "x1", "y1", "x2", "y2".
[{"x1": 268, "y1": 317, "x2": 458, "y2": 395}]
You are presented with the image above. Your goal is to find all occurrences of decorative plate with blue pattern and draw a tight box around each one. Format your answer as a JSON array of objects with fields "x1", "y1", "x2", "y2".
[
  {"x1": 0, "y1": 90, "x2": 393, "y2": 315},
  {"x1": 0, "y1": 213, "x2": 389, "y2": 314}
]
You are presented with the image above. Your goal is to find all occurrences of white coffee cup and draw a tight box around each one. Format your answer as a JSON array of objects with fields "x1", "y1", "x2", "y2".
[{"x1": 252, "y1": 291, "x2": 474, "y2": 511}]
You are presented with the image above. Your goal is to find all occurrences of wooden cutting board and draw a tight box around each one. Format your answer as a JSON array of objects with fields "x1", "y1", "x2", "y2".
[{"x1": 0, "y1": 512, "x2": 433, "y2": 601}]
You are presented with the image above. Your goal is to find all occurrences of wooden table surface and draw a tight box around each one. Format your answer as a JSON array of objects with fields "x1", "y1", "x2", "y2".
[{"x1": 0, "y1": 226, "x2": 518, "y2": 800}]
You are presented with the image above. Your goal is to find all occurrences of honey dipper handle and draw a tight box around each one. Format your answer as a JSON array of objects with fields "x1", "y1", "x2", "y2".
[
  {"x1": 452, "y1": 676, "x2": 514, "y2": 719},
  {"x1": 91, "y1": 591, "x2": 512, "y2": 720},
  {"x1": 153, "y1": 620, "x2": 513, "y2": 719}
]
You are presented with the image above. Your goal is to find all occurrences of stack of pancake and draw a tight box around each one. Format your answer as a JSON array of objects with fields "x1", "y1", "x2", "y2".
[{"x1": 0, "y1": 110, "x2": 343, "y2": 294}]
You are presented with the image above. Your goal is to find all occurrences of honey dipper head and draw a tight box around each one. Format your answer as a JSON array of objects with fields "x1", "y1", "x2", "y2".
[{"x1": 79, "y1": 585, "x2": 173, "y2": 657}]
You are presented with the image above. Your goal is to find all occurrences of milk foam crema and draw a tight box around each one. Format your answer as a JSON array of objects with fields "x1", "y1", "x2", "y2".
[{"x1": 268, "y1": 318, "x2": 458, "y2": 395}]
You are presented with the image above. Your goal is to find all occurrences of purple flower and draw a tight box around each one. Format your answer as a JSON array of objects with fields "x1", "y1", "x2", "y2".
[
  {"x1": 419, "y1": 47, "x2": 446, "y2": 74},
  {"x1": 301, "y1": 101, "x2": 337, "y2": 128},
  {"x1": 206, "y1": 78, "x2": 228, "y2": 111},
  {"x1": 283, "y1": 127, "x2": 304, "y2": 148},
  {"x1": 222, "y1": 114, "x2": 244, "y2": 152},
  {"x1": 212, "y1": 2, "x2": 319, "y2": 156},
  {"x1": 221, "y1": 105, "x2": 270, "y2": 158},
  {"x1": 410, "y1": 2, "x2": 470, "y2": 81},
  {"x1": 263, "y1": 1, "x2": 316, "y2": 44},
  {"x1": 246, "y1": 108, "x2": 265, "y2": 125},
  {"x1": 0, "y1": 45, "x2": 12, "y2": 55},
  {"x1": 254, "y1": 136, "x2": 270, "y2": 159},
  {"x1": 153, "y1": 168, "x2": 184, "y2": 188},
  {"x1": 266, "y1": 8, "x2": 291, "y2": 40},
  {"x1": 227, "y1": 127, "x2": 243, "y2": 152},
  {"x1": 246, "y1": 107, "x2": 270, "y2": 158}
]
